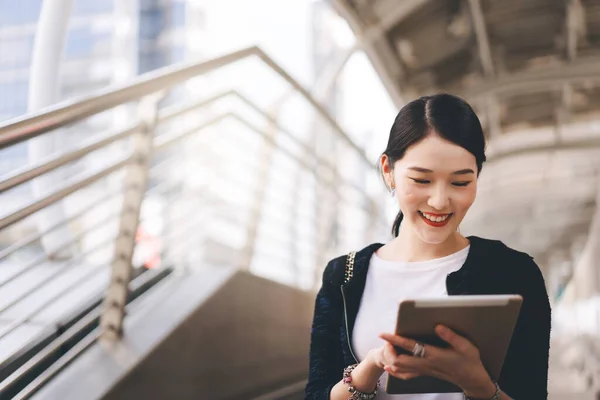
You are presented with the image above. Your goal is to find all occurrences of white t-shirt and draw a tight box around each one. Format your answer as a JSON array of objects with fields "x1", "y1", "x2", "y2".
[{"x1": 352, "y1": 246, "x2": 470, "y2": 400}]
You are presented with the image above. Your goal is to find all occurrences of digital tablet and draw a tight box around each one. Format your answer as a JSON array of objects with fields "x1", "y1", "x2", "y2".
[{"x1": 385, "y1": 294, "x2": 523, "y2": 395}]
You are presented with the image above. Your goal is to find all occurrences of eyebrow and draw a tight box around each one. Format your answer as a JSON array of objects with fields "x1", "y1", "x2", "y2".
[{"x1": 407, "y1": 167, "x2": 475, "y2": 175}]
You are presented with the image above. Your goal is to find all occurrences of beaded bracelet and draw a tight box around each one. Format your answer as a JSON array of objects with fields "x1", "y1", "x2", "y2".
[{"x1": 342, "y1": 364, "x2": 379, "y2": 400}]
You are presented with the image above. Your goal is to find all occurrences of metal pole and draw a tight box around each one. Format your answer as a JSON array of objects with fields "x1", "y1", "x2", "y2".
[
  {"x1": 99, "y1": 95, "x2": 160, "y2": 341},
  {"x1": 27, "y1": 0, "x2": 75, "y2": 258}
]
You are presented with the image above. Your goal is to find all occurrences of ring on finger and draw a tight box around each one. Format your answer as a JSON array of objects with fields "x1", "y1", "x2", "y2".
[{"x1": 411, "y1": 342, "x2": 426, "y2": 358}]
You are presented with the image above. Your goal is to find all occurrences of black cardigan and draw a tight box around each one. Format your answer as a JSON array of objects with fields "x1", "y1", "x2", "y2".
[{"x1": 305, "y1": 236, "x2": 551, "y2": 400}]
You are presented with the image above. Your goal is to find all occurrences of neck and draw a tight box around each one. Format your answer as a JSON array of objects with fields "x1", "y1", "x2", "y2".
[{"x1": 392, "y1": 226, "x2": 468, "y2": 262}]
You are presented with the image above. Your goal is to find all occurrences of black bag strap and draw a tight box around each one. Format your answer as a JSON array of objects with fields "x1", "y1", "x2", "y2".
[{"x1": 344, "y1": 251, "x2": 357, "y2": 284}]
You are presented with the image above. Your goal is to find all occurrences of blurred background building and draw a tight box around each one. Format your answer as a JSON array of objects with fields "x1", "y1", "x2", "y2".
[{"x1": 0, "y1": 0, "x2": 598, "y2": 399}]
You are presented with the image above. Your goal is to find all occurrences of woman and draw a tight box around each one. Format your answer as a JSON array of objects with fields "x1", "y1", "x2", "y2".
[{"x1": 305, "y1": 94, "x2": 551, "y2": 400}]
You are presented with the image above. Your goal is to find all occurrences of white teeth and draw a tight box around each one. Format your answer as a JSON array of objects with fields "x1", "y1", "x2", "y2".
[{"x1": 421, "y1": 212, "x2": 450, "y2": 222}]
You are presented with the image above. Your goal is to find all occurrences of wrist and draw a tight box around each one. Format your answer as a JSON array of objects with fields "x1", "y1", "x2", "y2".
[
  {"x1": 366, "y1": 348, "x2": 385, "y2": 371},
  {"x1": 463, "y1": 375, "x2": 497, "y2": 399},
  {"x1": 345, "y1": 351, "x2": 384, "y2": 393},
  {"x1": 342, "y1": 364, "x2": 379, "y2": 399}
]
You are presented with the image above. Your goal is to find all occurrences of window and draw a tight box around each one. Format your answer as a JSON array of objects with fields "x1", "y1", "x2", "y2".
[
  {"x1": 64, "y1": 27, "x2": 111, "y2": 59},
  {"x1": 0, "y1": 0, "x2": 43, "y2": 26},
  {"x1": 170, "y1": 2, "x2": 186, "y2": 29},
  {"x1": 0, "y1": 80, "x2": 28, "y2": 118},
  {"x1": 0, "y1": 36, "x2": 34, "y2": 69},
  {"x1": 139, "y1": 52, "x2": 167, "y2": 73},
  {"x1": 140, "y1": 8, "x2": 165, "y2": 39},
  {"x1": 71, "y1": 0, "x2": 113, "y2": 17}
]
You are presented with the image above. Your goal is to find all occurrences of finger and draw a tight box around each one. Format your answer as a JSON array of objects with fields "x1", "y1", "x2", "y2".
[
  {"x1": 379, "y1": 333, "x2": 417, "y2": 354},
  {"x1": 435, "y1": 325, "x2": 472, "y2": 352},
  {"x1": 380, "y1": 333, "x2": 440, "y2": 360},
  {"x1": 381, "y1": 341, "x2": 398, "y2": 364},
  {"x1": 384, "y1": 364, "x2": 418, "y2": 375},
  {"x1": 383, "y1": 341, "x2": 397, "y2": 356},
  {"x1": 389, "y1": 354, "x2": 445, "y2": 379},
  {"x1": 392, "y1": 353, "x2": 429, "y2": 371},
  {"x1": 385, "y1": 368, "x2": 420, "y2": 380}
]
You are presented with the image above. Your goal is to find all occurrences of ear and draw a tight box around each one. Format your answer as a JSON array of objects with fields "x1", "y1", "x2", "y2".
[
  {"x1": 380, "y1": 155, "x2": 396, "y2": 191},
  {"x1": 380, "y1": 154, "x2": 392, "y2": 174}
]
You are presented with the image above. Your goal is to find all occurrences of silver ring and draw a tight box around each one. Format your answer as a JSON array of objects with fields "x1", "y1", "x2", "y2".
[{"x1": 411, "y1": 342, "x2": 426, "y2": 358}]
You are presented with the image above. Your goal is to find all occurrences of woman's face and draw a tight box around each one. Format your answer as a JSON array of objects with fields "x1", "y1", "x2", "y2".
[{"x1": 383, "y1": 134, "x2": 478, "y2": 244}]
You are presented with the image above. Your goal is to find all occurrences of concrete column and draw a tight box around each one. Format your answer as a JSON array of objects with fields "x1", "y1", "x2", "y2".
[{"x1": 27, "y1": 0, "x2": 75, "y2": 258}]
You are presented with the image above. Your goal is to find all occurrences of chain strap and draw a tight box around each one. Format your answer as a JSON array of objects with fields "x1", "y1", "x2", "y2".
[{"x1": 344, "y1": 251, "x2": 356, "y2": 284}]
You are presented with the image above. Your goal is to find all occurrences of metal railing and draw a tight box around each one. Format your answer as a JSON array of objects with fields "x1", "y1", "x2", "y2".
[{"x1": 0, "y1": 46, "x2": 385, "y2": 397}]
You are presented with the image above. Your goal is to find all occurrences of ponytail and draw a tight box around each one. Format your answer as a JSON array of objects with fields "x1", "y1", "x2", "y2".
[{"x1": 392, "y1": 210, "x2": 403, "y2": 237}]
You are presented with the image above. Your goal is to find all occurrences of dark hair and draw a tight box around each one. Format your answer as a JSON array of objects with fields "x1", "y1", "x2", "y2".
[{"x1": 379, "y1": 93, "x2": 487, "y2": 237}]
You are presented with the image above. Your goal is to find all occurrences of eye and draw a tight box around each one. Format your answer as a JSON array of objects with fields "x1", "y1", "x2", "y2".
[
  {"x1": 452, "y1": 181, "x2": 471, "y2": 187},
  {"x1": 410, "y1": 178, "x2": 430, "y2": 184}
]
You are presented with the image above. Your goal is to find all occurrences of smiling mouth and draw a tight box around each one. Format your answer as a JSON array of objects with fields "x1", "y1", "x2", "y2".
[{"x1": 418, "y1": 211, "x2": 453, "y2": 227}]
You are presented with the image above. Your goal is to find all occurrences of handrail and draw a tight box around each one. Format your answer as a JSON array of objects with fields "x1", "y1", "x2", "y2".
[
  {"x1": 153, "y1": 95, "x2": 381, "y2": 215},
  {"x1": 0, "y1": 156, "x2": 130, "y2": 231},
  {"x1": 0, "y1": 212, "x2": 118, "y2": 291},
  {"x1": 0, "y1": 126, "x2": 136, "y2": 194},
  {"x1": 0, "y1": 89, "x2": 372, "y2": 213},
  {"x1": 0, "y1": 236, "x2": 114, "y2": 340},
  {"x1": 0, "y1": 46, "x2": 385, "y2": 359},
  {"x1": 0, "y1": 46, "x2": 374, "y2": 167},
  {"x1": 0, "y1": 263, "x2": 107, "y2": 340},
  {"x1": 0, "y1": 196, "x2": 167, "y2": 337},
  {"x1": 153, "y1": 113, "x2": 230, "y2": 152},
  {"x1": 0, "y1": 186, "x2": 121, "y2": 262},
  {"x1": 227, "y1": 113, "x2": 382, "y2": 217}
]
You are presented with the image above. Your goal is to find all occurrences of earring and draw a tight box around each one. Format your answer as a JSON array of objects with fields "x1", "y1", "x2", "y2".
[{"x1": 389, "y1": 182, "x2": 396, "y2": 197}]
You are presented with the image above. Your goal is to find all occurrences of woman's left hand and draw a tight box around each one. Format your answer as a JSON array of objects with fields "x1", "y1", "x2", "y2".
[{"x1": 379, "y1": 325, "x2": 496, "y2": 398}]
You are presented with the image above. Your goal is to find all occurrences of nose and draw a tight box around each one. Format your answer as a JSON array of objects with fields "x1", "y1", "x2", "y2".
[{"x1": 427, "y1": 184, "x2": 450, "y2": 211}]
